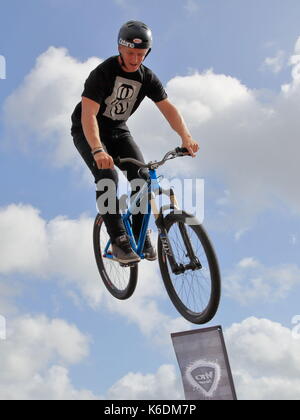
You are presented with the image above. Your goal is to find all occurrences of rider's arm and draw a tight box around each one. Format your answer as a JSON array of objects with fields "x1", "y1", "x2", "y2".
[
  {"x1": 81, "y1": 96, "x2": 114, "y2": 169},
  {"x1": 155, "y1": 98, "x2": 199, "y2": 157},
  {"x1": 81, "y1": 96, "x2": 103, "y2": 151}
]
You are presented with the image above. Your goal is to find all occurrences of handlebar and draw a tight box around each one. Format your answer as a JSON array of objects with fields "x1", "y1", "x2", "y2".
[{"x1": 114, "y1": 147, "x2": 190, "y2": 170}]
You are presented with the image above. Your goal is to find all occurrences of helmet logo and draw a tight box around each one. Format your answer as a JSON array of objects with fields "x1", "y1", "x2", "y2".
[
  {"x1": 133, "y1": 38, "x2": 142, "y2": 44},
  {"x1": 119, "y1": 38, "x2": 135, "y2": 48}
]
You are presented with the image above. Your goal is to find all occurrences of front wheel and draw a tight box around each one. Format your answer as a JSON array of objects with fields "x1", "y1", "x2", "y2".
[
  {"x1": 158, "y1": 211, "x2": 221, "y2": 324},
  {"x1": 93, "y1": 214, "x2": 138, "y2": 300}
]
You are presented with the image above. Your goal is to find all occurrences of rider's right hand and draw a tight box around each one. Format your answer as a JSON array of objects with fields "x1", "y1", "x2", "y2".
[{"x1": 94, "y1": 151, "x2": 115, "y2": 170}]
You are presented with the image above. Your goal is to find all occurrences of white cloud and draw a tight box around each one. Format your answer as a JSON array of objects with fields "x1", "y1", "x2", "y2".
[
  {"x1": 184, "y1": 0, "x2": 201, "y2": 15},
  {"x1": 3, "y1": 47, "x2": 101, "y2": 167},
  {"x1": 0, "y1": 203, "x2": 103, "y2": 307},
  {"x1": 0, "y1": 204, "x2": 49, "y2": 275},
  {"x1": 106, "y1": 364, "x2": 183, "y2": 400},
  {"x1": 102, "y1": 316, "x2": 300, "y2": 400},
  {"x1": 234, "y1": 227, "x2": 250, "y2": 241},
  {"x1": 262, "y1": 50, "x2": 285, "y2": 73},
  {"x1": 224, "y1": 257, "x2": 300, "y2": 305},
  {"x1": 289, "y1": 234, "x2": 297, "y2": 245},
  {"x1": 164, "y1": 68, "x2": 299, "y2": 212},
  {"x1": 0, "y1": 315, "x2": 6, "y2": 340},
  {"x1": 0, "y1": 314, "x2": 184, "y2": 400},
  {"x1": 2, "y1": 314, "x2": 300, "y2": 399},
  {"x1": 105, "y1": 289, "x2": 190, "y2": 349},
  {"x1": 46, "y1": 214, "x2": 103, "y2": 308},
  {"x1": 130, "y1": 66, "x2": 300, "y2": 225},
  {"x1": 225, "y1": 317, "x2": 300, "y2": 400},
  {"x1": 0, "y1": 314, "x2": 99, "y2": 400},
  {"x1": 132, "y1": 41, "x2": 300, "y2": 220},
  {"x1": 283, "y1": 35, "x2": 300, "y2": 94}
]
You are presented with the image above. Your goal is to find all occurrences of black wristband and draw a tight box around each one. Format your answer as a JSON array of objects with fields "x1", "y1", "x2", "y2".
[{"x1": 92, "y1": 148, "x2": 104, "y2": 157}]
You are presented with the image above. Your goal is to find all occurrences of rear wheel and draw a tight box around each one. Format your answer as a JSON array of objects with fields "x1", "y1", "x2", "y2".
[
  {"x1": 158, "y1": 212, "x2": 221, "y2": 324},
  {"x1": 93, "y1": 214, "x2": 138, "y2": 300}
]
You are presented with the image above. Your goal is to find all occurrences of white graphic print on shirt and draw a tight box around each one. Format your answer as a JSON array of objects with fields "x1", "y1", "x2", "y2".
[{"x1": 103, "y1": 76, "x2": 142, "y2": 121}]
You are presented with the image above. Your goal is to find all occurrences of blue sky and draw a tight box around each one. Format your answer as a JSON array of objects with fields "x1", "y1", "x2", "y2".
[{"x1": 1, "y1": 0, "x2": 300, "y2": 400}]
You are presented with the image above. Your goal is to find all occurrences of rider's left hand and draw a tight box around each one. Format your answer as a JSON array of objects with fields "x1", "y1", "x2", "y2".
[{"x1": 181, "y1": 136, "x2": 200, "y2": 158}]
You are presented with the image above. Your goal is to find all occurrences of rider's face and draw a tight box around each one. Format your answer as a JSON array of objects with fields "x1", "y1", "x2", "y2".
[{"x1": 118, "y1": 46, "x2": 149, "y2": 72}]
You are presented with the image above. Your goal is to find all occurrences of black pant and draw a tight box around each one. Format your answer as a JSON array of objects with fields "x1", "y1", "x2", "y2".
[{"x1": 72, "y1": 129, "x2": 148, "y2": 242}]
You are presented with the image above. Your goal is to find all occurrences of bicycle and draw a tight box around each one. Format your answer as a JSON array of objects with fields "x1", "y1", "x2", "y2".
[{"x1": 93, "y1": 147, "x2": 221, "y2": 324}]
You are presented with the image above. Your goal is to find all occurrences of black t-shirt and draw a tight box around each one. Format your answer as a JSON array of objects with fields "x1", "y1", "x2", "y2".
[{"x1": 71, "y1": 56, "x2": 168, "y2": 134}]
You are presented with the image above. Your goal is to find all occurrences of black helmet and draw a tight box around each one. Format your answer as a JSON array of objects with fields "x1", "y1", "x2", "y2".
[{"x1": 118, "y1": 21, "x2": 153, "y2": 50}]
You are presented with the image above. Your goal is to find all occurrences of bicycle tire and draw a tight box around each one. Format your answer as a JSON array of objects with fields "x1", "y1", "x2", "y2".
[
  {"x1": 93, "y1": 214, "x2": 138, "y2": 300},
  {"x1": 158, "y1": 211, "x2": 221, "y2": 324}
]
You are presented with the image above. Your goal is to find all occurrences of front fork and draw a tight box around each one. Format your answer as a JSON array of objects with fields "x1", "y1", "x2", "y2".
[{"x1": 151, "y1": 189, "x2": 202, "y2": 275}]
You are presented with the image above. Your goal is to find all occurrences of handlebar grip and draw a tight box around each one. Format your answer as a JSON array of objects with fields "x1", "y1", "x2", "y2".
[{"x1": 175, "y1": 147, "x2": 190, "y2": 155}]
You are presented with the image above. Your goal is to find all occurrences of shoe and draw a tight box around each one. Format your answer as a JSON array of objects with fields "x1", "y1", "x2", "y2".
[
  {"x1": 112, "y1": 234, "x2": 141, "y2": 264},
  {"x1": 143, "y1": 231, "x2": 157, "y2": 261}
]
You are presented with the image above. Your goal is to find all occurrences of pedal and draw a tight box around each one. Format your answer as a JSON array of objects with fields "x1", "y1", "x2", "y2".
[
  {"x1": 104, "y1": 250, "x2": 139, "y2": 267},
  {"x1": 119, "y1": 262, "x2": 138, "y2": 268}
]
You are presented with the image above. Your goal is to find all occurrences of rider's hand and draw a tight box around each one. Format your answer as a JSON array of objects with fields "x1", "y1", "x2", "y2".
[
  {"x1": 94, "y1": 151, "x2": 114, "y2": 169},
  {"x1": 181, "y1": 136, "x2": 200, "y2": 158}
]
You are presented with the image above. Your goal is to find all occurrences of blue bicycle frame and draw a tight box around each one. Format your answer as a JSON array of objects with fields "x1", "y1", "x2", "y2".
[{"x1": 103, "y1": 169, "x2": 161, "y2": 260}]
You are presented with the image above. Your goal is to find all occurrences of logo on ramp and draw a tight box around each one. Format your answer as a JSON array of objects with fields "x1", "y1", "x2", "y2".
[{"x1": 185, "y1": 360, "x2": 221, "y2": 397}]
